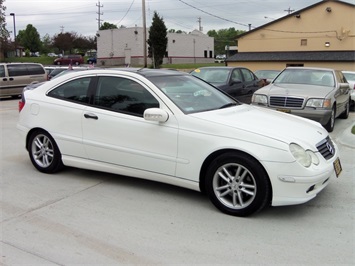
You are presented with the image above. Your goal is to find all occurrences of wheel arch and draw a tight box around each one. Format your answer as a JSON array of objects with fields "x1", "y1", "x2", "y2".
[
  {"x1": 26, "y1": 127, "x2": 52, "y2": 151},
  {"x1": 199, "y1": 148, "x2": 273, "y2": 199}
]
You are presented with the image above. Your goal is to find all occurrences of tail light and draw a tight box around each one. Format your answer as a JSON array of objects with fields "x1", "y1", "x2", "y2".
[{"x1": 18, "y1": 94, "x2": 25, "y2": 112}]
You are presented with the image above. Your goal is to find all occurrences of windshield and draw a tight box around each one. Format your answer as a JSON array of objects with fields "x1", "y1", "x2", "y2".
[
  {"x1": 343, "y1": 72, "x2": 355, "y2": 82},
  {"x1": 273, "y1": 69, "x2": 335, "y2": 87},
  {"x1": 148, "y1": 75, "x2": 237, "y2": 114},
  {"x1": 255, "y1": 70, "x2": 279, "y2": 79},
  {"x1": 191, "y1": 68, "x2": 230, "y2": 84}
]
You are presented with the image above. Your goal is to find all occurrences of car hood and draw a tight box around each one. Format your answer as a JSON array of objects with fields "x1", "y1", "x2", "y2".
[
  {"x1": 190, "y1": 104, "x2": 327, "y2": 148},
  {"x1": 258, "y1": 83, "x2": 333, "y2": 98}
]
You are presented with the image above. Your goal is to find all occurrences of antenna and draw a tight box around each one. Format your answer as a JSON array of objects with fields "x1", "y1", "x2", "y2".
[{"x1": 284, "y1": 7, "x2": 295, "y2": 14}]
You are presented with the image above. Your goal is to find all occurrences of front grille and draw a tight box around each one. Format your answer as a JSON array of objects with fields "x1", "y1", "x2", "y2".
[
  {"x1": 269, "y1": 96, "x2": 304, "y2": 108},
  {"x1": 316, "y1": 136, "x2": 335, "y2": 160}
]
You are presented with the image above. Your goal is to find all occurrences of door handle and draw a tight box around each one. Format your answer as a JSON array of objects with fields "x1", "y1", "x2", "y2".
[
  {"x1": 84, "y1": 113, "x2": 98, "y2": 120},
  {"x1": 9, "y1": 78, "x2": 14, "y2": 81}
]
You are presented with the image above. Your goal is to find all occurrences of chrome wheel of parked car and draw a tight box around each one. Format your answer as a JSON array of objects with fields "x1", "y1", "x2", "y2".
[
  {"x1": 29, "y1": 130, "x2": 63, "y2": 173},
  {"x1": 325, "y1": 106, "x2": 336, "y2": 132},
  {"x1": 206, "y1": 152, "x2": 271, "y2": 217}
]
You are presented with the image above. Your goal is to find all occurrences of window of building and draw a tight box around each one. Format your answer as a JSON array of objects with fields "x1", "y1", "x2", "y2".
[{"x1": 301, "y1": 39, "x2": 307, "y2": 46}]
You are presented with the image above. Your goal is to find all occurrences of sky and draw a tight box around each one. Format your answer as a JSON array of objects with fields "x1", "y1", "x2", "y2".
[{"x1": 4, "y1": 0, "x2": 355, "y2": 39}]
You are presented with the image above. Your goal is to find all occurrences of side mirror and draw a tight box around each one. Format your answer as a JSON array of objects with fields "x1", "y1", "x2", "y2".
[{"x1": 143, "y1": 108, "x2": 169, "y2": 122}]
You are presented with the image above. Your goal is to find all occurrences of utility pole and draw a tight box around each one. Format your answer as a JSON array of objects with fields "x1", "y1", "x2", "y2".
[
  {"x1": 96, "y1": 1, "x2": 103, "y2": 31},
  {"x1": 197, "y1": 17, "x2": 203, "y2": 32},
  {"x1": 142, "y1": 0, "x2": 147, "y2": 67},
  {"x1": 284, "y1": 7, "x2": 294, "y2": 14}
]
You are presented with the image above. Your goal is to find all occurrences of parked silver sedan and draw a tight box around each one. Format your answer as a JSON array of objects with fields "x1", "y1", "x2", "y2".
[{"x1": 251, "y1": 67, "x2": 351, "y2": 132}]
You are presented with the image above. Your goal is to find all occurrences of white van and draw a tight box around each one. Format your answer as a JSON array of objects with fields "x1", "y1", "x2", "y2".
[{"x1": 0, "y1": 63, "x2": 47, "y2": 97}]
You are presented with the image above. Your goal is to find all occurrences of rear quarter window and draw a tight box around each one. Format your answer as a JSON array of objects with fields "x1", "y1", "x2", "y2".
[{"x1": 27, "y1": 64, "x2": 45, "y2": 75}]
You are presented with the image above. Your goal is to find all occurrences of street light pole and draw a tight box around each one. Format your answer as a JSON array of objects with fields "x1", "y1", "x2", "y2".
[
  {"x1": 142, "y1": 0, "x2": 147, "y2": 67},
  {"x1": 10, "y1": 13, "x2": 17, "y2": 57}
]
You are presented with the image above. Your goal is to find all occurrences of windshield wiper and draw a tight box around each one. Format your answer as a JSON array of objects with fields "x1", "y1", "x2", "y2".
[{"x1": 219, "y1": 103, "x2": 237, "y2": 109}]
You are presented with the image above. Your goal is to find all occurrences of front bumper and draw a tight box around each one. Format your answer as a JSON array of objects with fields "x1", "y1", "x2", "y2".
[
  {"x1": 262, "y1": 150, "x2": 340, "y2": 206},
  {"x1": 252, "y1": 104, "x2": 332, "y2": 126}
]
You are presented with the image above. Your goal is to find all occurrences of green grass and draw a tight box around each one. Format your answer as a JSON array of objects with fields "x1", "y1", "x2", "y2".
[
  {"x1": 352, "y1": 125, "x2": 355, "y2": 135},
  {"x1": 3, "y1": 56, "x2": 222, "y2": 69},
  {"x1": 3, "y1": 56, "x2": 55, "y2": 65}
]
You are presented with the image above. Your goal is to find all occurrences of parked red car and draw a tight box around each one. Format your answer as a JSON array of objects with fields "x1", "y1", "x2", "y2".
[{"x1": 54, "y1": 55, "x2": 83, "y2": 65}]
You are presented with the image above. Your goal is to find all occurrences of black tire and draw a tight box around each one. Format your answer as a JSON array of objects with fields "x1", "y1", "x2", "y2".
[
  {"x1": 325, "y1": 106, "x2": 335, "y2": 132},
  {"x1": 56, "y1": 62, "x2": 61, "y2": 65},
  {"x1": 88, "y1": 60, "x2": 92, "y2": 64},
  {"x1": 28, "y1": 130, "x2": 64, "y2": 173},
  {"x1": 75, "y1": 61, "x2": 80, "y2": 66},
  {"x1": 339, "y1": 100, "x2": 350, "y2": 119},
  {"x1": 205, "y1": 152, "x2": 271, "y2": 217}
]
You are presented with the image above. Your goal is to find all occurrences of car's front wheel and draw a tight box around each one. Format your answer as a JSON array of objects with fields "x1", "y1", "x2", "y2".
[
  {"x1": 205, "y1": 152, "x2": 271, "y2": 217},
  {"x1": 325, "y1": 106, "x2": 336, "y2": 132},
  {"x1": 28, "y1": 130, "x2": 63, "y2": 173}
]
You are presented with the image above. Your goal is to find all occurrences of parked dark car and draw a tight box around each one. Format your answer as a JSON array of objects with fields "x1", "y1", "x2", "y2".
[
  {"x1": 54, "y1": 55, "x2": 84, "y2": 65},
  {"x1": 191, "y1": 67, "x2": 264, "y2": 103},
  {"x1": 251, "y1": 67, "x2": 350, "y2": 132},
  {"x1": 87, "y1": 56, "x2": 97, "y2": 64}
]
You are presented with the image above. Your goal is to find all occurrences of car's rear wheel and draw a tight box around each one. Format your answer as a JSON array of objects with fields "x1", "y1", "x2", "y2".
[
  {"x1": 325, "y1": 106, "x2": 335, "y2": 132},
  {"x1": 28, "y1": 130, "x2": 63, "y2": 173},
  {"x1": 205, "y1": 152, "x2": 271, "y2": 217}
]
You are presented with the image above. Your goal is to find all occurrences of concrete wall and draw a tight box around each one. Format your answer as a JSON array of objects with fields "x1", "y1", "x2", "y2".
[{"x1": 97, "y1": 28, "x2": 214, "y2": 66}]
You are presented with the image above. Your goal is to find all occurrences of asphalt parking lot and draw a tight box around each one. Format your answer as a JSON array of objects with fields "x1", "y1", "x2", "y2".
[{"x1": 1, "y1": 98, "x2": 354, "y2": 265}]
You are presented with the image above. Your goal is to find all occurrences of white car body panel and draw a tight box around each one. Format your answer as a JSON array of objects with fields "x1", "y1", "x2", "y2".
[{"x1": 17, "y1": 69, "x2": 341, "y2": 209}]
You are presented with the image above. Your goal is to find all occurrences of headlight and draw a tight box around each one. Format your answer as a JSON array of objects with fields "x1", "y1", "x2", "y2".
[
  {"x1": 306, "y1": 98, "x2": 331, "y2": 108},
  {"x1": 252, "y1": 94, "x2": 268, "y2": 105},
  {"x1": 290, "y1": 143, "x2": 320, "y2": 167},
  {"x1": 290, "y1": 143, "x2": 311, "y2": 167}
]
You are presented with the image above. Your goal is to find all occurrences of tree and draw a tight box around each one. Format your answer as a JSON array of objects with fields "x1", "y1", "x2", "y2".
[
  {"x1": 73, "y1": 34, "x2": 96, "y2": 55},
  {"x1": 52, "y1": 32, "x2": 76, "y2": 54},
  {"x1": 100, "y1": 22, "x2": 118, "y2": 30},
  {"x1": 147, "y1": 11, "x2": 167, "y2": 69},
  {"x1": 207, "y1": 27, "x2": 246, "y2": 56},
  {"x1": 41, "y1": 33, "x2": 52, "y2": 54},
  {"x1": 16, "y1": 24, "x2": 42, "y2": 53},
  {"x1": 0, "y1": 0, "x2": 10, "y2": 59}
]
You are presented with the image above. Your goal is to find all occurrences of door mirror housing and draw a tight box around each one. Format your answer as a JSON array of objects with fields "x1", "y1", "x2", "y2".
[{"x1": 143, "y1": 108, "x2": 169, "y2": 122}]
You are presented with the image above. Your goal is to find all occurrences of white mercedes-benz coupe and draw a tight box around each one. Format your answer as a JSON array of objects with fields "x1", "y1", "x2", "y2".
[{"x1": 17, "y1": 68, "x2": 342, "y2": 216}]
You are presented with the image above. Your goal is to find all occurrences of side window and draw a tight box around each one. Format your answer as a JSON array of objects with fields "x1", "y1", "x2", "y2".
[
  {"x1": 231, "y1": 69, "x2": 242, "y2": 81},
  {"x1": 94, "y1": 76, "x2": 159, "y2": 116},
  {"x1": 241, "y1": 69, "x2": 255, "y2": 82},
  {"x1": 7, "y1": 64, "x2": 27, "y2": 76},
  {"x1": 336, "y1": 71, "x2": 347, "y2": 84},
  {"x1": 0, "y1": 65, "x2": 5, "y2": 77},
  {"x1": 48, "y1": 77, "x2": 91, "y2": 104},
  {"x1": 26, "y1": 64, "x2": 45, "y2": 75}
]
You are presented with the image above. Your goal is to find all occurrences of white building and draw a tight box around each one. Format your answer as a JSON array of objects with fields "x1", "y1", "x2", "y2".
[{"x1": 96, "y1": 27, "x2": 214, "y2": 66}]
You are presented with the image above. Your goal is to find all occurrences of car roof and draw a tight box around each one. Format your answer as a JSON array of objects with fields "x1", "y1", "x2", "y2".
[{"x1": 284, "y1": 67, "x2": 335, "y2": 71}]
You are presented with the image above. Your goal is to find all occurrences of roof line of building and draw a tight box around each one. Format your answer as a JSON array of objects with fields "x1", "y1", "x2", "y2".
[{"x1": 236, "y1": 0, "x2": 355, "y2": 39}]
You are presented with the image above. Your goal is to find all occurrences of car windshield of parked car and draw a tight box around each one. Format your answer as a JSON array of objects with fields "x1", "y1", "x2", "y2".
[
  {"x1": 343, "y1": 72, "x2": 355, "y2": 82},
  {"x1": 148, "y1": 75, "x2": 237, "y2": 114},
  {"x1": 191, "y1": 68, "x2": 230, "y2": 84},
  {"x1": 273, "y1": 69, "x2": 335, "y2": 87},
  {"x1": 255, "y1": 70, "x2": 280, "y2": 79}
]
